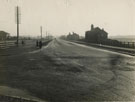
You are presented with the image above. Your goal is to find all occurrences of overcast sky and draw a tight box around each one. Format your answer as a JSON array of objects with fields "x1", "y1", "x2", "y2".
[{"x1": 0, "y1": 0, "x2": 135, "y2": 37}]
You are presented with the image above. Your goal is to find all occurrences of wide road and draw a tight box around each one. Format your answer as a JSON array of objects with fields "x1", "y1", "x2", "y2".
[{"x1": 41, "y1": 38, "x2": 135, "y2": 101}]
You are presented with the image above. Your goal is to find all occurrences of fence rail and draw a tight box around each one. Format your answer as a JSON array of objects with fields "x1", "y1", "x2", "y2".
[
  {"x1": 101, "y1": 41, "x2": 135, "y2": 49},
  {"x1": 0, "y1": 94, "x2": 41, "y2": 102},
  {"x1": 0, "y1": 41, "x2": 16, "y2": 49},
  {"x1": 121, "y1": 42, "x2": 135, "y2": 48}
]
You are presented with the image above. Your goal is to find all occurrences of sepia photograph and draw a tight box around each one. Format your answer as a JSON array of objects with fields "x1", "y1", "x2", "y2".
[{"x1": 0, "y1": 0, "x2": 135, "y2": 102}]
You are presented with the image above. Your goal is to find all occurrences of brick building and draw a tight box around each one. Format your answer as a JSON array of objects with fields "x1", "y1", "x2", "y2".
[
  {"x1": 67, "y1": 32, "x2": 79, "y2": 40},
  {"x1": 0, "y1": 31, "x2": 10, "y2": 40},
  {"x1": 85, "y1": 24, "x2": 108, "y2": 44}
]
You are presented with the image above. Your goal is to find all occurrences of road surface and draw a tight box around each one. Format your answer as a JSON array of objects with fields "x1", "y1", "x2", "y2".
[
  {"x1": 40, "y1": 38, "x2": 135, "y2": 101},
  {"x1": 0, "y1": 38, "x2": 135, "y2": 102}
]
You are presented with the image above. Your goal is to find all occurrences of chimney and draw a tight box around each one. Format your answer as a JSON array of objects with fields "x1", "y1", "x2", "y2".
[{"x1": 91, "y1": 24, "x2": 94, "y2": 30}]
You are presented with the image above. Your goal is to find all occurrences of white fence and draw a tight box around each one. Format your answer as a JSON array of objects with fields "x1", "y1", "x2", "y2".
[{"x1": 0, "y1": 41, "x2": 15, "y2": 49}]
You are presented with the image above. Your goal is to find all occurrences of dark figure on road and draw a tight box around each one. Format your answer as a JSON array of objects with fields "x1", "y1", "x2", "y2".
[
  {"x1": 22, "y1": 40, "x2": 24, "y2": 45},
  {"x1": 36, "y1": 40, "x2": 39, "y2": 47},
  {"x1": 39, "y1": 41, "x2": 42, "y2": 49}
]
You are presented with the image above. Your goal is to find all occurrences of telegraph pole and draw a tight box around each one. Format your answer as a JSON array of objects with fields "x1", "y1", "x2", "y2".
[
  {"x1": 40, "y1": 26, "x2": 42, "y2": 41},
  {"x1": 46, "y1": 31, "x2": 47, "y2": 39},
  {"x1": 16, "y1": 6, "x2": 20, "y2": 45}
]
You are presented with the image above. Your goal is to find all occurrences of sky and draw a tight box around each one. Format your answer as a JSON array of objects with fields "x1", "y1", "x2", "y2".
[{"x1": 0, "y1": 0, "x2": 135, "y2": 37}]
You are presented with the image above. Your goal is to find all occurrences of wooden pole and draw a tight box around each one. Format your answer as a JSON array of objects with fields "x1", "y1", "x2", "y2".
[
  {"x1": 16, "y1": 6, "x2": 19, "y2": 45},
  {"x1": 40, "y1": 26, "x2": 42, "y2": 41}
]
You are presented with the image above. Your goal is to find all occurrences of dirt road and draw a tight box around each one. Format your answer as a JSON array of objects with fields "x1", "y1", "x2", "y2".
[{"x1": 0, "y1": 39, "x2": 135, "y2": 102}]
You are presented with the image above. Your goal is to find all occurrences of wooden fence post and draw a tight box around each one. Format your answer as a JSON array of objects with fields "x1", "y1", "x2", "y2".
[
  {"x1": 133, "y1": 42, "x2": 135, "y2": 48},
  {"x1": 128, "y1": 42, "x2": 130, "y2": 48}
]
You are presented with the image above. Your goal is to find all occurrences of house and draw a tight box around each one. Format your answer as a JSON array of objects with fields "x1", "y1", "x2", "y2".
[
  {"x1": 67, "y1": 32, "x2": 79, "y2": 40},
  {"x1": 0, "y1": 31, "x2": 10, "y2": 40},
  {"x1": 85, "y1": 24, "x2": 108, "y2": 44}
]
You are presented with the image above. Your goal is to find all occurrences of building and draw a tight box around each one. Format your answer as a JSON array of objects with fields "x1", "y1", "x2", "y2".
[
  {"x1": 67, "y1": 32, "x2": 79, "y2": 40},
  {"x1": 0, "y1": 31, "x2": 10, "y2": 40},
  {"x1": 60, "y1": 35, "x2": 66, "y2": 40},
  {"x1": 85, "y1": 24, "x2": 108, "y2": 44}
]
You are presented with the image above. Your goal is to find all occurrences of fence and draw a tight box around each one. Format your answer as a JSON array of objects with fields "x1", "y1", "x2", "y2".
[
  {"x1": 120, "y1": 42, "x2": 135, "y2": 48},
  {"x1": 0, "y1": 41, "x2": 16, "y2": 49},
  {"x1": 101, "y1": 41, "x2": 135, "y2": 49},
  {"x1": 0, "y1": 94, "x2": 40, "y2": 102}
]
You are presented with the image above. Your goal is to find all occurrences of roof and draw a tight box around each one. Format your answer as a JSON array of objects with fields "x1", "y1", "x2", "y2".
[
  {"x1": 86, "y1": 27, "x2": 108, "y2": 34},
  {"x1": 0, "y1": 31, "x2": 9, "y2": 35}
]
